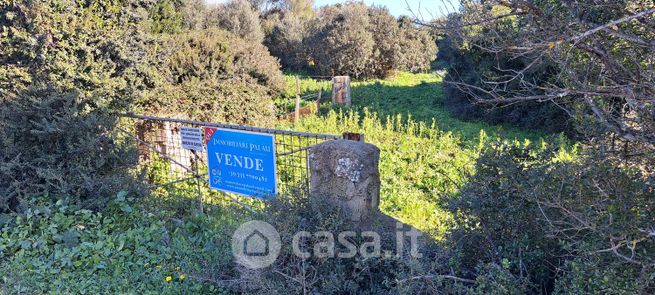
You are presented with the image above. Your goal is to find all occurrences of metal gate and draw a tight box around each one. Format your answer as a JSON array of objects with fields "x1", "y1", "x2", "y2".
[{"x1": 116, "y1": 114, "x2": 341, "y2": 211}]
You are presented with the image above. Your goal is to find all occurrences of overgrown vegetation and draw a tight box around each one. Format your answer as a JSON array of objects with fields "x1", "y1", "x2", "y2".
[
  {"x1": 447, "y1": 143, "x2": 655, "y2": 293},
  {"x1": 0, "y1": 0, "x2": 283, "y2": 210},
  {"x1": 1, "y1": 0, "x2": 654, "y2": 293},
  {"x1": 0, "y1": 192, "x2": 239, "y2": 294}
]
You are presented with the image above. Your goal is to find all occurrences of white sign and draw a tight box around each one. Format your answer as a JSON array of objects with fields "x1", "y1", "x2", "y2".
[{"x1": 180, "y1": 127, "x2": 203, "y2": 151}]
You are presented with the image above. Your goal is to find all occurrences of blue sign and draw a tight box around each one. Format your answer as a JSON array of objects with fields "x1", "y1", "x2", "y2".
[{"x1": 205, "y1": 127, "x2": 277, "y2": 199}]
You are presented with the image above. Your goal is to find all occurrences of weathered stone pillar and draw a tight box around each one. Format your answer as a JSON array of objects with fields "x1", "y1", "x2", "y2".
[
  {"x1": 331, "y1": 76, "x2": 351, "y2": 106},
  {"x1": 309, "y1": 140, "x2": 380, "y2": 222}
]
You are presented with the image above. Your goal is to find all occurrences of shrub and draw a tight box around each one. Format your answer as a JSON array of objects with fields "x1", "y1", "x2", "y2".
[
  {"x1": 137, "y1": 29, "x2": 283, "y2": 125},
  {"x1": 143, "y1": 79, "x2": 276, "y2": 126},
  {"x1": 262, "y1": 12, "x2": 313, "y2": 71},
  {"x1": 237, "y1": 194, "x2": 455, "y2": 294},
  {"x1": 0, "y1": 0, "x2": 155, "y2": 210},
  {"x1": 210, "y1": 0, "x2": 265, "y2": 42},
  {"x1": 308, "y1": 2, "x2": 375, "y2": 79},
  {"x1": 303, "y1": 3, "x2": 437, "y2": 79},
  {"x1": 148, "y1": 0, "x2": 184, "y2": 34},
  {"x1": 0, "y1": 1, "x2": 285, "y2": 210},
  {"x1": 395, "y1": 16, "x2": 438, "y2": 73},
  {"x1": 438, "y1": 34, "x2": 572, "y2": 135},
  {"x1": 447, "y1": 142, "x2": 655, "y2": 293},
  {"x1": 435, "y1": 7, "x2": 574, "y2": 135},
  {"x1": 0, "y1": 88, "x2": 136, "y2": 212},
  {"x1": 364, "y1": 5, "x2": 400, "y2": 77},
  {"x1": 159, "y1": 29, "x2": 284, "y2": 93}
]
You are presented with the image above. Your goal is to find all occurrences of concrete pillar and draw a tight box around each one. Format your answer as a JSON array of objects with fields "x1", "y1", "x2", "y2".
[{"x1": 309, "y1": 140, "x2": 380, "y2": 222}]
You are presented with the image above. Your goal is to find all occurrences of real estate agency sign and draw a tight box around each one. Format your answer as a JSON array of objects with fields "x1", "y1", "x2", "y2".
[{"x1": 205, "y1": 127, "x2": 277, "y2": 199}]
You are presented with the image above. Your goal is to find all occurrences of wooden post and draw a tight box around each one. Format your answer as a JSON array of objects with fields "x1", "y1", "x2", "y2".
[
  {"x1": 294, "y1": 76, "x2": 301, "y2": 123},
  {"x1": 331, "y1": 76, "x2": 351, "y2": 106},
  {"x1": 315, "y1": 86, "x2": 322, "y2": 112}
]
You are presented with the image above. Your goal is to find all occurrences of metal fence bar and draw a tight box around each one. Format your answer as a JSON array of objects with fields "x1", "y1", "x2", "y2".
[
  {"x1": 118, "y1": 114, "x2": 341, "y2": 207},
  {"x1": 120, "y1": 113, "x2": 340, "y2": 140}
]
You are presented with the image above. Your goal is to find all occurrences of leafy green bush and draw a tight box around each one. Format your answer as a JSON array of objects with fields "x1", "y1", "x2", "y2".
[
  {"x1": 263, "y1": 2, "x2": 438, "y2": 78},
  {"x1": 0, "y1": 0, "x2": 152, "y2": 210},
  {"x1": 0, "y1": 192, "x2": 238, "y2": 294},
  {"x1": 135, "y1": 28, "x2": 283, "y2": 125},
  {"x1": 447, "y1": 142, "x2": 655, "y2": 293},
  {"x1": 211, "y1": 0, "x2": 264, "y2": 42},
  {"x1": 0, "y1": 88, "x2": 136, "y2": 212},
  {"x1": 308, "y1": 2, "x2": 374, "y2": 79},
  {"x1": 394, "y1": 16, "x2": 438, "y2": 73},
  {"x1": 261, "y1": 4, "x2": 315, "y2": 71},
  {"x1": 148, "y1": 0, "x2": 184, "y2": 34},
  {"x1": 0, "y1": 1, "x2": 286, "y2": 210}
]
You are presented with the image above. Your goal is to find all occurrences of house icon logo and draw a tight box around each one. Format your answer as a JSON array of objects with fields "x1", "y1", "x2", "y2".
[
  {"x1": 232, "y1": 220, "x2": 281, "y2": 269},
  {"x1": 244, "y1": 230, "x2": 269, "y2": 256}
]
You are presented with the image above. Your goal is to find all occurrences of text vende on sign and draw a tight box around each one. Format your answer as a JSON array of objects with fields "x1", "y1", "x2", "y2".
[{"x1": 205, "y1": 127, "x2": 277, "y2": 199}]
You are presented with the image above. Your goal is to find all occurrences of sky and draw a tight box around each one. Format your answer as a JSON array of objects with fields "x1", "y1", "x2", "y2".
[{"x1": 204, "y1": 0, "x2": 456, "y2": 18}]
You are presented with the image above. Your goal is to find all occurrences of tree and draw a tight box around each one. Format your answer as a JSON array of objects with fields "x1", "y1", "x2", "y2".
[
  {"x1": 365, "y1": 6, "x2": 400, "y2": 77},
  {"x1": 211, "y1": 0, "x2": 265, "y2": 42},
  {"x1": 309, "y1": 2, "x2": 375, "y2": 78},
  {"x1": 261, "y1": 0, "x2": 316, "y2": 70},
  {"x1": 276, "y1": 2, "x2": 438, "y2": 78},
  {"x1": 395, "y1": 16, "x2": 437, "y2": 73}
]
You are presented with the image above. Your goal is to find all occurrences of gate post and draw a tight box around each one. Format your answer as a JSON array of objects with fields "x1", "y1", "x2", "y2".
[{"x1": 309, "y1": 139, "x2": 380, "y2": 222}]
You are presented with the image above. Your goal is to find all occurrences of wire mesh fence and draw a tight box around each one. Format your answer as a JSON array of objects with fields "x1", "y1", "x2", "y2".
[{"x1": 116, "y1": 114, "x2": 341, "y2": 209}]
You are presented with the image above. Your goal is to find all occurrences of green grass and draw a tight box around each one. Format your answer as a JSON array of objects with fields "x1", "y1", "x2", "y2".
[
  {"x1": 280, "y1": 71, "x2": 567, "y2": 237},
  {"x1": 286, "y1": 71, "x2": 546, "y2": 146}
]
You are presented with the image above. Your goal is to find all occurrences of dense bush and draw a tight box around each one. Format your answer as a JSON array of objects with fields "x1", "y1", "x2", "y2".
[
  {"x1": 306, "y1": 3, "x2": 438, "y2": 79},
  {"x1": 0, "y1": 88, "x2": 136, "y2": 212},
  {"x1": 365, "y1": 6, "x2": 400, "y2": 77},
  {"x1": 435, "y1": 0, "x2": 655, "y2": 146},
  {"x1": 260, "y1": 1, "x2": 438, "y2": 78},
  {"x1": 0, "y1": 0, "x2": 285, "y2": 210},
  {"x1": 308, "y1": 2, "x2": 374, "y2": 78},
  {"x1": 0, "y1": 0, "x2": 156, "y2": 211},
  {"x1": 238, "y1": 194, "x2": 460, "y2": 294},
  {"x1": 148, "y1": 0, "x2": 184, "y2": 34},
  {"x1": 210, "y1": 0, "x2": 265, "y2": 42},
  {"x1": 137, "y1": 29, "x2": 283, "y2": 125},
  {"x1": 261, "y1": 0, "x2": 316, "y2": 71},
  {"x1": 394, "y1": 17, "x2": 438, "y2": 73},
  {"x1": 447, "y1": 142, "x2": 655, "y2": 293}
]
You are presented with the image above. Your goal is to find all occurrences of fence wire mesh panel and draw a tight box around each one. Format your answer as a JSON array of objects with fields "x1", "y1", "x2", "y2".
[{"x1": 117, "y1": 114, "x2": 340, "y2": 202}]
